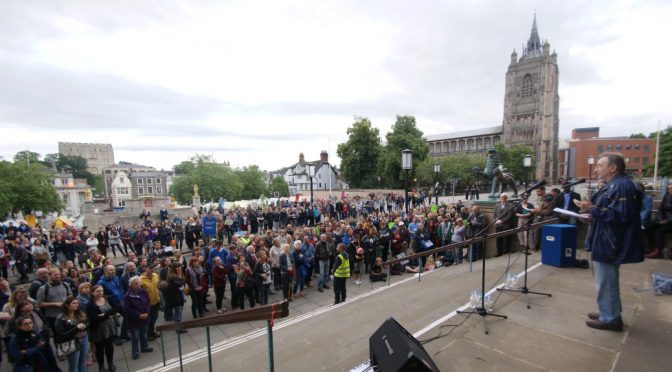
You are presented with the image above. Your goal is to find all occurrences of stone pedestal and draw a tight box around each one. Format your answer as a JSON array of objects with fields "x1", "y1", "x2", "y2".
[{"x1": 193, "y1": 195, "x2": 201, "y2": 210}]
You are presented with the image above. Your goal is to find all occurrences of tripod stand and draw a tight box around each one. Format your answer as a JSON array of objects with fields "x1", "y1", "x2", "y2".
[{"x1": 497, "y1": 206, "x2": 552, "y2": 308}]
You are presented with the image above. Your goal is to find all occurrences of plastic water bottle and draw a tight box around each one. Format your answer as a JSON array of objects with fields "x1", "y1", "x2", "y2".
[
  {"x1": 469, "y1": 290, "x2": 481, "y2": 308},
  {"x1": 505, "y1": 273, "x2": 519, "y2": 289},
  {"x1": 484, "y1": 294, "x2": 494, "y2": 312}
]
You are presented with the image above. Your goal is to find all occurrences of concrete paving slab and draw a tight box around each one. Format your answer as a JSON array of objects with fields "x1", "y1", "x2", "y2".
[{"x1": 429, "y1": 338, "x2": 547, "y2": 372}]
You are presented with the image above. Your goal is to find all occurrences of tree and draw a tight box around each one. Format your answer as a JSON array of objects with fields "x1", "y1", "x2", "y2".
[
  {"x1": 173, "y1": 160, "x2": 195, "y2": 175},
  {"x1": 235, "y1": 165, "x2": 267, "y2": 200},
  {"x1": 0, "y1": 155, "x2": 63, "y2": 216},
  {"x1": 414, "y1": 154, "x2": 486, "y2": 188},
  {"x1": 336, "y1": 117, "x2": 383, "y2": 188},
  {"x1": 655, "y1": 125, "x2": 672, "y2": 177},
  {"x1": 13, "y1": 150, "x2": 41, "y2": 164},
  {"x1": 267, "y1": 176, "x2": 290, "y2": 197},
  {"x1": 629, "y1": 133, "x2": 646, "y2": 139},
  {"x1": 168, "y1": 155, "x2": 246, "y2": 205},
  {"x1": 494, "y1": 144, "x2": 536, "y2": 182},
  {"x1": 42, "y1": 153, "x2": 96, "y2": 186},
  {"x1": 379, "y1": 115, "x2": 430, "y2": 188}
]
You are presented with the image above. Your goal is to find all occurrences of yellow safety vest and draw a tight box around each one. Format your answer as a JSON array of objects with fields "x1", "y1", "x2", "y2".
[{"x1": 334, "y1": 253, "x2": 350, "y2": 278}]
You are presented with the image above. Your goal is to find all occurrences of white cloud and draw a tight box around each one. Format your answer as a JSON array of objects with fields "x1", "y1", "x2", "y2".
[{"x1": 1, "y1": 0, "x2": 670, "y2": 171}]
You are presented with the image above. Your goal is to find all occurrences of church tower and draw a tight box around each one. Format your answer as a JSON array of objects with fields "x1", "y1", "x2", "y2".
[{"x1": 502, "y1": 14, "x2": 559, "y2": 181}]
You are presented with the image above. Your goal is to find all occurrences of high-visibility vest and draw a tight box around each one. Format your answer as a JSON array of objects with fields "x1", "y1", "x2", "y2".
[{"x1": 334, "y1": 253, "x2": 350, "y2": 278}]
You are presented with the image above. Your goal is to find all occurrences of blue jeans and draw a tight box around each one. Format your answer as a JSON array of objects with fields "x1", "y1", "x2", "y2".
[
  {"x1": 594, "y1": 261, "x2": 622, "y2": 323},
  {"x1": 318, "y1": 260, "x2": 330, "y2": 288},
  {"x1": 164, "y1": 304, "x2": 183, "y2": 322},
  {"x1": 66, "y1": 335, "x2": 89, "y2": 372},
  {"x1": 130, "y1": 323, "x2": 149, "y2": 357}
]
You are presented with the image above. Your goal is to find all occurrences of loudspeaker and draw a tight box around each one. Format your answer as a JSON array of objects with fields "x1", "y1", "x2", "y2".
[{"x1": 369, "y1": 317, "x2": 439, "y2": 372}]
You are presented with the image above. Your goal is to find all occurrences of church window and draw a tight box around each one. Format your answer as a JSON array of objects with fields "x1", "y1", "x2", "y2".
[{"x1": 521, "y1": 75, "x2": 534, "y2": 97}]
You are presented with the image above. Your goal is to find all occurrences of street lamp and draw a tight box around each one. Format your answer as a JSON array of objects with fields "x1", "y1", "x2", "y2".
[
  {"x1": 307, "y1": 163, "x2": 316, "y2": 205},
  {"x1": 587, "y1": 156, "x2": 595, "y2": 189},
  {"x1": 378, "y1": 176, "x2": 381, "y2": 191},
  {"x1": 402, "y1": 149, "x2": 413, "y2": 213},
  {"x1": 523, "y1": 154, "x2": 532, "y2": 189},
  {"x1": 434, "y1": 163, "x2": 441, "y2": 205}
]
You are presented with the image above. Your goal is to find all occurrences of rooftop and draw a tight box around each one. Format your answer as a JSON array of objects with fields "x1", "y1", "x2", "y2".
[{"x1": 426, "y1": 125, "x2": 502, "y2": 141}]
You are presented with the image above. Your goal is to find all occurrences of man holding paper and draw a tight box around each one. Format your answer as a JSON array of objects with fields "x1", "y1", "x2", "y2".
[{"x1": 574, "y1": 153, "x2": 644, "y2": 332}]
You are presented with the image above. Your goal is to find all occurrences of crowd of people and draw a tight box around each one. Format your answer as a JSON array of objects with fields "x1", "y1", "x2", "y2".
[{"x1": 0, "y1": 171, "x2": 667, "y2": 371}]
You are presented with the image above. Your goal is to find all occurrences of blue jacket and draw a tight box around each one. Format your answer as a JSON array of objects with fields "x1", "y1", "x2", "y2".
[
  {"x1": 97, "y1": 275, "x2": 124, "y2": 308},
  {"x1": 586, "y1": 173, "x2": 644, "y2": 264},
  {"x1": 208, "y1": 247, "x2": 228, "y2": 267}
]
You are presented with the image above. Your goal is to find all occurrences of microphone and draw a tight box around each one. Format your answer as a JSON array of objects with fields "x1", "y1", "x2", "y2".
[
  {"x1": 522, "y1": 180, "x2": 547, "y2": 195},
  {"x1": 562, "y1": 179, "x2": 586, "y2": 189}
]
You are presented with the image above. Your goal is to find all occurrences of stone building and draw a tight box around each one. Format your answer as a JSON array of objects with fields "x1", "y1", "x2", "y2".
[
  {"x1": 58, "y1": 142, "x2": 115, "y2": 175},
  {"x1": 102, "y1": 164, "x2": 174, "y2": 206},
  {"x1": 502, "y1": 14, "x2": 559, "y2": 181},
  {"x1": 427, "y1": 15, "x2": 560, "y2": 182},
  {"x1": 52, "y1": 173, "x2": 89, "y2": 215}
]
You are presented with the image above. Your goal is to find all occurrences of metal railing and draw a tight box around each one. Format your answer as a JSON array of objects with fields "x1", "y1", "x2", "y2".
[{"x1": 155, "y1": 300, "x2": 289, "y2": 372}]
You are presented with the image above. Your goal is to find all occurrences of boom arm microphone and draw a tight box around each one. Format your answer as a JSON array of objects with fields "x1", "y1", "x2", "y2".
[
  {"x1": 522, "y1": 180, "x2": 547, "y2": 195},
  {"x1": 562, "y1": 178, "x2": 586, "y2": 189}
]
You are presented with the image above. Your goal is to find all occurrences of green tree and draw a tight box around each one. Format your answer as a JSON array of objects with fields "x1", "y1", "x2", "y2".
[
  {"x1": 13, "y1": 150, "x2": 41, "y2": 164},
  {"x1": 267, "y1": 176, "x2": 290, "y2": 197},
  {"x1": 0, "y1": 157, "x2": 63, "y2": 216},
  {"x1": 414, "y1": 154, "x2": 486, "y2": 187},
  {"x1": 655, "y1": 126, "x2": 672, "y2": 177},
  {"x1": 235, "y1": 165, "x2": 267, "y2": 200},
  {"x1": 173, "y1": 160, "x2": 195, "y2": 175},
  {"x1": 42, "y1": 153, "x2": 96, "y2": 186},
  {"x1": 494, "y1": 144, "x2": 536, "y2": 182},
  {"x1": 379, "y1": 115, "x2": 429, "y2": 188},
  {"x1": 629, "y1": 133, "x2": 646, "y2": 139},
  {"x1": 336, "y1": 117, "x2": 383, "y2": 188},
  {"x1": 168, "y1": 155, "x2": 244, "y2": 204}
]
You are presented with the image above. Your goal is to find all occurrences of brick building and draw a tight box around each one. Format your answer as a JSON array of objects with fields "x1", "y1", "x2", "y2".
[{"x1": 560, "y1": 127, "x2": 656, "y2": 181}]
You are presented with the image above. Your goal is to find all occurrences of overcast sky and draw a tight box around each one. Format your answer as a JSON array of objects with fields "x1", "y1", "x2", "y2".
[{"x1": 1, "y1": 0, "x2": 670, "y2": 171}]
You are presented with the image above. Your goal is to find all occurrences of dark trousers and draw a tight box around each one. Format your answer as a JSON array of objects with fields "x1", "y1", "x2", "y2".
[
  {"x1": 235, "y1": 286, "x2": 255, "y2": 309},
  {"x1": 214, "y1": 286, "x2": 226, "y2": 310},
  {"x1": 652, "y1": 222, "x2": 672, "y2": 249},
  {"x1": 229, "y1": 278, "x2": 238, "y2": 308},
  {"x1": 281, "y1": 272, "x2": 292, "y2": 300},
  {"x1": 333, "y1": 277, "x2": 347, "y2": 304},
  {"x1": 496, "y1": 227, "x2": 511, "y2": 256},
  {"x1": 272, "y1": 267, "x2": 281, "y2": 290},
  {"x1": 470, "y1": 241, "x2": 484, "y2": 261},
  {"x1": 148, "y1": 303, "x2": 160, "y2": 335},
  {"x1": 95, "y1": 338, "x2": 115, "y2": 370}
]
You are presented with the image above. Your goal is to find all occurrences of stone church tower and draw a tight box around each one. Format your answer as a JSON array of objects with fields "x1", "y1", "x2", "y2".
[{"x1": 502, "y1": 15, "x2": 559, "y2": 181}]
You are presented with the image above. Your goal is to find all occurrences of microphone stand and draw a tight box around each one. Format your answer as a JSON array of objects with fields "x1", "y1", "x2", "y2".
[
  {"x1": 496, "y1": 197, "x2": 552, "y2": 308},
  {"x1": 457, "y1": 193, "x2": 536, "y2": 334},
  {"x1": 457, "y1": 181, "x2": 550, "y2": 334}
]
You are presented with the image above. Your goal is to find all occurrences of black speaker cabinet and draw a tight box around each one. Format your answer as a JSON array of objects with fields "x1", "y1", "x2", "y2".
[{"x1": 369, "y1": 317, "x2": 440, "y2": 372}]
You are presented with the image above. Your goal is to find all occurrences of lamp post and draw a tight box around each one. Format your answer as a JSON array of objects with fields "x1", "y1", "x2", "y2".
[
  {"x1": 307, "y1": 163, "x2": 315, "y2": 205},
  {"x1": 587, "y1": 156, "x2": 595, "y2": 189},
  {"x1": 434, "y1": 163, "x2": 440, "y2": 205},
  {"x1": 402, "y1": 149, "x2": 413, "y2": 214},
  {"x1": 378, "y1": 176, "x2": 381, "y2": 192},
  {"x1": 523, "y1": 154, "x2": 532, "y2": 189}
]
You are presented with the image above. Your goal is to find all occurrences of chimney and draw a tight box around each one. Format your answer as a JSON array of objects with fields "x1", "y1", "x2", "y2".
[
  {"x1": 299, "y1": 153, "x2": 305, "y2": 164},
  {"x1": 320, "y1": 151, "x2": 328, "y2": 163}
]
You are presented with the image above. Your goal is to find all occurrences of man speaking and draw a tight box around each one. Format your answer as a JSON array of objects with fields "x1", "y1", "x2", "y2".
[{"x1": 575, "y1": 153, "x2": 644, "y2": 332}]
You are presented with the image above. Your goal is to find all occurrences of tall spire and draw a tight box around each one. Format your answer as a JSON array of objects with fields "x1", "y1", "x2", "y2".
[{"x1": 521, "y1": 13, "x2": 542, "y2": 60}]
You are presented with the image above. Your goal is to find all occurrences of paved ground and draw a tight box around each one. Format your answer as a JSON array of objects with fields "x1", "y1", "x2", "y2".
[{"x1": 79, "y1": 251, "x2": 672, "y2": 372}]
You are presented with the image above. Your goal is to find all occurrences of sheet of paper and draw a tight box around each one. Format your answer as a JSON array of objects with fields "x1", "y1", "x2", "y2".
[{"x1": 553, "y1": 207, "x2": 591, "y2": 220}]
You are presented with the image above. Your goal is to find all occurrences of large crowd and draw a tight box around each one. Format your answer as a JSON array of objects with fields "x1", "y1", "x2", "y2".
[{"x1": 0, "y1": 181, "x2": 669, "y2": 372}]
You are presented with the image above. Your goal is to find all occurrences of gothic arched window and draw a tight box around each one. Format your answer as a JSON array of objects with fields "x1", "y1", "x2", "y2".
[{"x1": 521, "y1": 74, "x2": 534, "y2": 97}]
